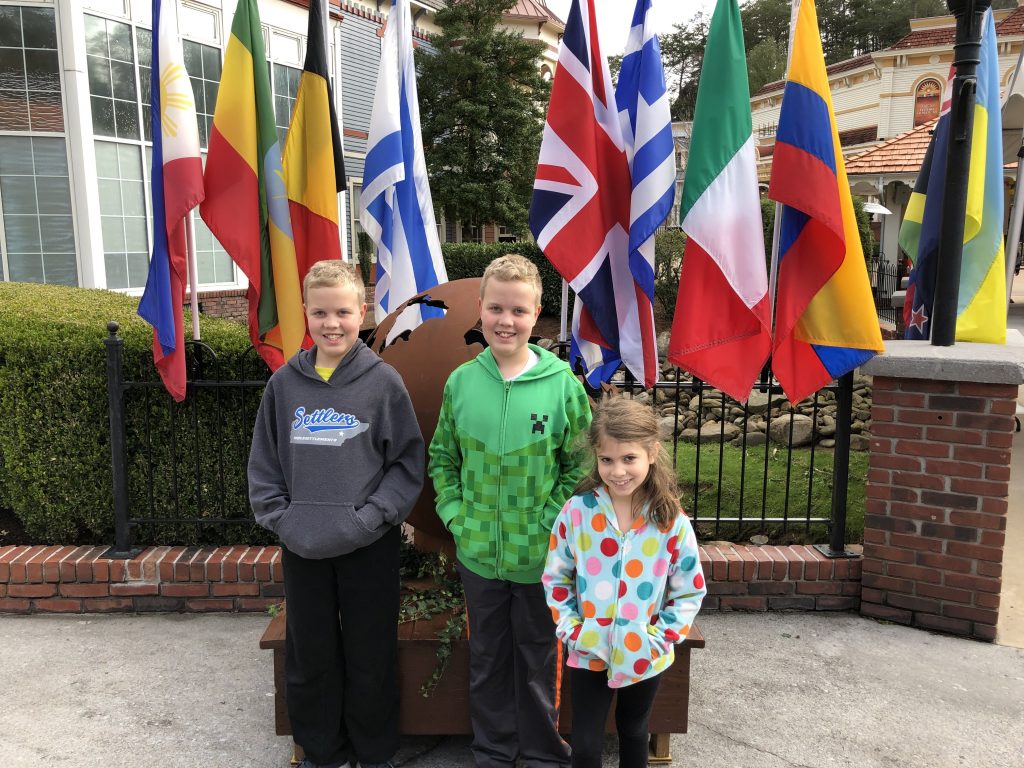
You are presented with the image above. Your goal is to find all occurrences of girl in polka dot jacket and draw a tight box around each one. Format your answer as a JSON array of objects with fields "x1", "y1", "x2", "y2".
[{"x1": 543, "y1": 397, "x2": 706, "y2": 768}]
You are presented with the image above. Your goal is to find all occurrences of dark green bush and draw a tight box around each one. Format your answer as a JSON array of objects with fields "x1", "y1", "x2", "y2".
[
  {"x1": 0, "y1": 281, "x2": 274, "y2": 546},
  {"x1": 441, "y1": 242, "x2": 568, "y2": 316}
]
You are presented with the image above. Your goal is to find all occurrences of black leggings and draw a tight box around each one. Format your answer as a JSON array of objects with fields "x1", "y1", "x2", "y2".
[{"x1": 568, "y1": 667, "x2": 661, "y2": 768}]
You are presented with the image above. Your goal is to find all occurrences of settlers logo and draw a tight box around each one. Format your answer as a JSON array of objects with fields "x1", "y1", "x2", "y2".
[{"x1": 290, "y1": 406, "x2": 369, "y2": 446}]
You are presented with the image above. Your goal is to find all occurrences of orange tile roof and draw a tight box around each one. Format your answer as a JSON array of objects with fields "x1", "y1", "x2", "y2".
[
  {"x1": 506, "y1": 0, "x2": 564, "y2": 29},
  {"x1": 889, "y1": 6, "x2": 1024, "y2": 50},
  {"x1": 845, "y1": 120, "x2": 936, "y2": 176},
  {"x1": 752, "y1": 54, "x2": 874, "y2": 97}
]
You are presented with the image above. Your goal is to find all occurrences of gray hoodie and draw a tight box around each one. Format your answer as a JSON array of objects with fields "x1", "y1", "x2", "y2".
[{"x1": 248, "y1": 340, "x2": 424, "y2": 559}]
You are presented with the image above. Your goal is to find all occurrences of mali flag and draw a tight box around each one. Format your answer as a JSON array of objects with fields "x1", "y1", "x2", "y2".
[
  {"x1": 282, "y1": 0, "x2": 346, "y2": 276},
  {"x1": 767, "y1": 0, "x2": 883, "y2": 404},
  {"x1": 200, "y1": 0, "x2": 300, "y2": 371},
  {"x1": 898, "y1": 9, "x2": 1006, "y2": 344}
]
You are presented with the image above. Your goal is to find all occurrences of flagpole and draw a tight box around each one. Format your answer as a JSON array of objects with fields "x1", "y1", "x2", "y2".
[
  {"x1": 185, "y1": 209, "x2": 201, "y2": 341},
  {"x1": 769, "y1": 0, "x2": 803, "y2": 335},
  {"x1": 1007, "y1": 143, "x2": 1024, "y2": 310},
  {"x1": 560, "y1": 279, "x2": 568, "y2": 343}
]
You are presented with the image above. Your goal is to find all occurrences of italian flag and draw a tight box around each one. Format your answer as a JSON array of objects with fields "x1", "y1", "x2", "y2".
[{"x1": 667, "y1": 0, "x2": 771, "y2": 403}]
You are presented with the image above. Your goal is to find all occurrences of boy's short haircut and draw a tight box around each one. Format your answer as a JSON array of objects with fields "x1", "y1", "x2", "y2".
[
  {"x1": 303, "y1": 259, "x2": 366, "y2": 306},
  {"x1": 480, "y1": 254, "x2": 542, "y2": 306}
]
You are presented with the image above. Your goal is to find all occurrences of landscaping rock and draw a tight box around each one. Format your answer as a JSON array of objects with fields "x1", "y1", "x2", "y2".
[{"x1": 769, "y1": 414, "x2": 814, "y2": 447}]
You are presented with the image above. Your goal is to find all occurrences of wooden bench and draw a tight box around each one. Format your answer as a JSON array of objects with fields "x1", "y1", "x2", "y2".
[{"x1": 261, "y1": 606, "x2": 704, "y2": 765}]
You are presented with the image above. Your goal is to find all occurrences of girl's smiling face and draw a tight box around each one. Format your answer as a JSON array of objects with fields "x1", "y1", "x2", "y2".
[{"x1": 596, "y1": 437, "x2": 656, "y2": 506}]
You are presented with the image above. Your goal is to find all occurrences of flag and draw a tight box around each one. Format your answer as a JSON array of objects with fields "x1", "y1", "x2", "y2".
[
  {"x1": 529, "y1": 0, "x2": 641, "y2": 386},
  {"x1": 282, "y1": 0, "x2": 345, "y2": 277},
  {"x1": 610, "y1": 0, "x2": 674, "y2": 388},
  {"x1": 898, "y1": 9, "x2": 1006, "y2": 344},
  {"x1": 360, "y1": 0, "x2": 447, "y2": 333},
  {"x1": 137, "y1": 0, "x2": 204, "y2": 401},
  {"x1": 200, "y1": 0, "x2": 297, "y2": 371},
  {"x1": 668, "y1": 0, "x2": 770, "y2": 402},
  {"x1": 767, "y1": 0, "x2": 883, "y2": 404}
]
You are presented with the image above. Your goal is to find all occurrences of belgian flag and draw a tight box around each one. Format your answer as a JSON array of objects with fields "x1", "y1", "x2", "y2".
[{"x1": 282, "y1": 0, "x2": 347, "y2": 274}]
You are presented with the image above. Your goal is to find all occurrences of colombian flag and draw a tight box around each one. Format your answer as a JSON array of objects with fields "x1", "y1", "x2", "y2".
[
  {"x1": 200, "y1": 0, "x2": 299, "y2": 371},
  {"x1": 282, "y1": 0, "x2": 346, "y2": 276},
  {"x1": 767, "y1": 0, "x2": 883, "y2": 404},
  {"x1": 898, "y1": 9, "x2": 1006, "y2": 344}
]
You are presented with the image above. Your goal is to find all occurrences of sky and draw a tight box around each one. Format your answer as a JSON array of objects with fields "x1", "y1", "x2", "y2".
[{"x1": 545, "y1": 0, "x2": 718, "y2": 58}]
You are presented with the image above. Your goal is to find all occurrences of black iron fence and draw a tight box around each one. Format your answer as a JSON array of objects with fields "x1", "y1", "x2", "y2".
[
  {"x1": 105, "y1": 324, "x2": 863, "y2": 557},
  {"x1": 868, "y1": 259, "x2": 902, "y2": 327}
]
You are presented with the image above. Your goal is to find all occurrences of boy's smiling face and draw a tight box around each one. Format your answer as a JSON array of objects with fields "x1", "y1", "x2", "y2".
[
  {"x1": 479, "y1": 277, "x2": 541, "y2": 370},
  {"x1": 305, "y1": 283, "x2": 366, "y2": 369}
]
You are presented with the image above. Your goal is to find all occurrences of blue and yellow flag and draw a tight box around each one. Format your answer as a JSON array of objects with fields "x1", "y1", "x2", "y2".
[
  {"x1": 767, "y1": 0, "x2": 883, "y2": 404},
  {"x1": 898, "y1": 8, "x2": 1006, "y2": 343}
]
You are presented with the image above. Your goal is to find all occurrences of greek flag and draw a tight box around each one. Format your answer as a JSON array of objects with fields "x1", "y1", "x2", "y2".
[
  {"x1": 614, "y1": 0, "x2": 675, "y2": 384},
  {"x1": 359, "y1": 0, "x2": 447, "y2": 334}
]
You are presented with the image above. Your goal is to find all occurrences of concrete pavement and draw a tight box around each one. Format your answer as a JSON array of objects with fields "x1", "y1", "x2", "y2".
[
  {"x1": 1, "y1": 611, "x2": 1022, "y2": 767},
  {"x1": 1000, "y1": 271, "x2": 1024, "y2": 648}
]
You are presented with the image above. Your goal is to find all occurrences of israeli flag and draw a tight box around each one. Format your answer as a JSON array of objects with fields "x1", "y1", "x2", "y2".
[{"x1": 359, "y1": 0, "x2": 447, "y2": 337}]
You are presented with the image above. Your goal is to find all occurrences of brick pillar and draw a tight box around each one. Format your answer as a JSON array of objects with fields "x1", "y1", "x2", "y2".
[{"x1": 860, "y1": 342, "x2": 1023, "y2": 641}]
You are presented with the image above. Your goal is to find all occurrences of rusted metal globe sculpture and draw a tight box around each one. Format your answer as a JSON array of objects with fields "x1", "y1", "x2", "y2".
[{"x1": 366, "y1": 278, "x2": 484, "y2": 552}]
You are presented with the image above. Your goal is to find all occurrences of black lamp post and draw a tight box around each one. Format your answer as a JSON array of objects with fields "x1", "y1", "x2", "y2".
[{"x1": 931, "y1": 0, "x2": 992, "y2": 346}]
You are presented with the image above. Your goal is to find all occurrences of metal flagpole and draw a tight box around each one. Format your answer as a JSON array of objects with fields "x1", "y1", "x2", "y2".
[{"x1": 185, "y1": 209, "x2": 201, "y2": 341}]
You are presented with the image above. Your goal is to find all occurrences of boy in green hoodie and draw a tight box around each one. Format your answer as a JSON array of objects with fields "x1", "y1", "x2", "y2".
[{"x1": 429, "y1": 254, "x2": 591, "y2": 767}]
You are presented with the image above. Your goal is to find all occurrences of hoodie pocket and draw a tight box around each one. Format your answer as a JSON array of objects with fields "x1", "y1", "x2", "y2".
[
  {"x1": 567, "y1": 617, "x2": 610, "y2": 668},
  {"x1": 453, "y1": 502, "x2": 498, "y2": 565},
  {"x1": 608, "y1": 621, "x2": 672, "y2": 684},
  {"x1": 275, "y1": 501, "x2": 384, "y2": 560}
]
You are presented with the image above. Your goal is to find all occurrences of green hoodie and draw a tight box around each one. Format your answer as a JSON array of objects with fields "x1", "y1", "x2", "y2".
[{"x1": 428, "y1": 345, "x2": 592, "y2": 583}]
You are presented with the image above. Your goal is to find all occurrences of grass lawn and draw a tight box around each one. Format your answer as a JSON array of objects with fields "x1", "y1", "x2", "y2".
[{"x1": 669, "y1": 440, "x2": 868, "y2": 546}]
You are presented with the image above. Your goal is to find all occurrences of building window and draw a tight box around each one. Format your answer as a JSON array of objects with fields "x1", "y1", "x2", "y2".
[
  {"x1": 0, "y1": 5, "x2": 63, "y2": 132},
  {"x1": 85, "y1": 13, "x2": 234, "y2": 290},
  {"x1": 0, "y1": 136, "x2": 77, "y2": 285},
  {"x1": 182, "y1": 39, "x2": 221, "y2": 148},
  {"x1": 273, "y1": 63, "x2": 302, "y2": 145},
  {"x1": 96, "y1": 141, "x2": 149, "y2": 289},
  {"x1": 85, "y1": 15, "x2": 140, "y2": 140},
  {"x1": 914, "y1": 78, "x2": 942, "y2": 127}
]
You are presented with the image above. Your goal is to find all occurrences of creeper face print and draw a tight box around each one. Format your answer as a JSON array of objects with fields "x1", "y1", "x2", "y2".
[{"x1": 531, "y1": 413, "x2": 549, "y2": 435}]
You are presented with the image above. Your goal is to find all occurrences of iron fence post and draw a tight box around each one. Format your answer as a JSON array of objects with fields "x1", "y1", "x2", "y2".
[
  {"x1": 103, "y1": 321, "x2": 139, "y2": 559},
  {"x1": 816, "y1": 371, "x2": 857, "y2": 558}
]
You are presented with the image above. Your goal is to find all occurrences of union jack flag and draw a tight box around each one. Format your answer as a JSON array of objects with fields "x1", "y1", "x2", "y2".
[{"x1": 530, "y1": 0, "x2": 658, "y2": 387}]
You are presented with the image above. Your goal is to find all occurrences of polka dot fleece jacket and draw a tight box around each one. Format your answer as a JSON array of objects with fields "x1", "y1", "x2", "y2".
[{"x1": 542, "y1": 488, "x2": 706, "y2": 688}]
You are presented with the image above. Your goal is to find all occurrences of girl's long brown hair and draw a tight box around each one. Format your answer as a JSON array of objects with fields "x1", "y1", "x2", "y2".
[{"x1": 575, "y1": 396, "x2": 681, "y2": 530}]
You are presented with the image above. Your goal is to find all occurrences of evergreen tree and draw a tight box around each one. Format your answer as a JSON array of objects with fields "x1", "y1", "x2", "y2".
[{"x1": 416, "y1": 0, "x2": 549, "y2": 236}]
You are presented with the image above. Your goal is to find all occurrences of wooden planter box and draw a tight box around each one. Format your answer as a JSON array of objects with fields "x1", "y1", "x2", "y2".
[{"x1": 261, "y1": 606, "x2": 704, "y2": 764}]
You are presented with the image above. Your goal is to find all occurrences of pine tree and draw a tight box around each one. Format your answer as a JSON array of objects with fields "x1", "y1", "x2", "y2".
[{"x1": 416, "y1": 0, "x2": 549, "y2": 236}]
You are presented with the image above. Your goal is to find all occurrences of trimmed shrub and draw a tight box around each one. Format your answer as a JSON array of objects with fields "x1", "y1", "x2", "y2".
[
  {"x1": 0, "y1": 281, "x2": 274, "y2": 546},
  {"x1": 442, "y1": 241, "x2": 567, "y2": 315}
]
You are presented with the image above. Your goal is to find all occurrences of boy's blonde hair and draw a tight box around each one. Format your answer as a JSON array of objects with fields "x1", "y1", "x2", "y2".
[
  {"x1": 303, "y1": 259, "x2": 366, "y2": 305},
  {"x1": 480, "y1": 254, "x2": 542, "y2": 306}
]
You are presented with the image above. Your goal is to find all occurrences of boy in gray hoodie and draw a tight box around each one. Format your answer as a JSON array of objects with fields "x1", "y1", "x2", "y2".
[{"x1": 249, "y1": 260, "x2": 424, "y2": 768}]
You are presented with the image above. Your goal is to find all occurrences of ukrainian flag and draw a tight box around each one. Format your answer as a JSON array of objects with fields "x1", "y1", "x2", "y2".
[
  {"x1": 898, "y1": 8, "x2": 1006, "y2": 344},
  {"x1": 767, "y1": 0, "x2": 883, "y2": 404}
]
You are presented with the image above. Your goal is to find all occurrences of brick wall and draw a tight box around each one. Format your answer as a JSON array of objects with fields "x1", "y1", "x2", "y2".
[
  {"x1": 0, "y1": 543, "x2": 860, "y2": 615},
  {"x1": 862, "y1": 376, "x2": 1015, "y2": 640},
  {"x1": 186, "y1": 289, "x2": 248, "y2": 324}
]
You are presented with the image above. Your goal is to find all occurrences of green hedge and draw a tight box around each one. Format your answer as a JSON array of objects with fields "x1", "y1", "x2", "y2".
[
  {"x1": 441, "y1": 242, "x2": 568, "y2": 316},
  {"x1": 0, "y1": 281, "x2": 273, "y2": 546}
]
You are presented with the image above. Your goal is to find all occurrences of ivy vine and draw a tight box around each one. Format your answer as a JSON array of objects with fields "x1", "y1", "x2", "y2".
[{"x1": 399, "y1": 539, "x2": 468, "y2": 697}]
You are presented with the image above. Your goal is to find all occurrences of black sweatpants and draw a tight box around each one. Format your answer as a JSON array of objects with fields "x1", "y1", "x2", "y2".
[
  {"x1": 282, "y1": 525, "x2": 400, "y2": 767},
  {"x1": 568, "y1": 668, "x2": 662, "y2": 768},
  {"x1": 458, "y1": 561, "x2": 571, "y2": 768}
]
